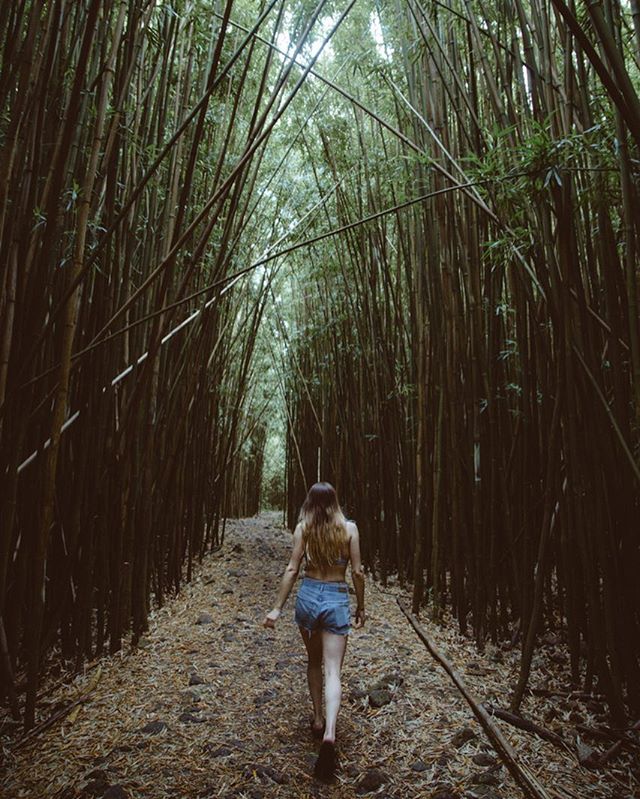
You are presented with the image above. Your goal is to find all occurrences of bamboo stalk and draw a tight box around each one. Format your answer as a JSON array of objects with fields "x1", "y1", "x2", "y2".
[{"x1": 398, "y1": 599, "x2": 552, "y2": 799}]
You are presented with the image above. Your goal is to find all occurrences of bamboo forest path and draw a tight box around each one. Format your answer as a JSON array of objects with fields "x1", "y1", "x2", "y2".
[{"x1": 3, "y1": 515, "x2": 622, "y2": 799}]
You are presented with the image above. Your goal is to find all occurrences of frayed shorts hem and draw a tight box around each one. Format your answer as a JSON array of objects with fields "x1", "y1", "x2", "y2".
[{"x1": 297, "y1": 623, "x2": 350, "y2": 637}]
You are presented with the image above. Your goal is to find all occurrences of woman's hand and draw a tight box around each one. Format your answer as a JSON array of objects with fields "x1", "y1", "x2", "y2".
[
  {"x1": 263, "y1": 608, "x2": 281, "y2": 628},
  {"x1": 355, "y1": 607, "x2": 366, "y2": 629}
]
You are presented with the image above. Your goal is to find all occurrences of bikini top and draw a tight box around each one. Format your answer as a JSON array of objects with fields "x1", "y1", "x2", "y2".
[{"x1": 303, "y1": 545, "x2": 349, "y2": 568}]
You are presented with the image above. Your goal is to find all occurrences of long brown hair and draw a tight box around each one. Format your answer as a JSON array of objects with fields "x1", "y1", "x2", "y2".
[{"x1": 299, "y1": 482, "x2": 348, "y2": 571}]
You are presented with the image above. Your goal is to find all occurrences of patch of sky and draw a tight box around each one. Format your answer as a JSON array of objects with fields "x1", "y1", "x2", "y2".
[
  {"x1": 370, "y1": 8, "x2": 392, "y2": 62},
  {"x1": 275, "y1": 11, "x2": 339, "y2": 66},
  {"x1": 251, "y1": 263, "x2": 268, "y2": 289}
]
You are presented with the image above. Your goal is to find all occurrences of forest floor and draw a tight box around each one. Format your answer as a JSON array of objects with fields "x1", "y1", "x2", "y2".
[{"x1": 2, "y1": 513, "x2": 637, "y2": 799}]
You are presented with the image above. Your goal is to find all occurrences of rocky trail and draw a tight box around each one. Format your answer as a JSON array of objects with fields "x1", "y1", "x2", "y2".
[{"x1": 1, "y1": 514, "x2": 634, "y2": 799}]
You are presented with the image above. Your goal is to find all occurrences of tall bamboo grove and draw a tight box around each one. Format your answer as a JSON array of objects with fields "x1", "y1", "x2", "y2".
[
  {"x1": 284, "y1": 0, "x2": 640, "y2": 721},
  {"x1": 0, "y1": 0, "x2": 350, "y2": 730},
  {"x1": 1, "y1": 0, "x2": 639, "y2": 732}
]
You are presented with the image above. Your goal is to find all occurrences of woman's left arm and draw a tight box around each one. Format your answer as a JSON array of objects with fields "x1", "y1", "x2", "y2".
[{"x1": 263, "y1": 524, "x2": 304, "y2": 628}]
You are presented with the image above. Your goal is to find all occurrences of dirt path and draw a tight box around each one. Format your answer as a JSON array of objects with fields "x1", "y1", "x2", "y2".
[{"x1": 1, "y1": 514, "x2": 628, "y2": 798}]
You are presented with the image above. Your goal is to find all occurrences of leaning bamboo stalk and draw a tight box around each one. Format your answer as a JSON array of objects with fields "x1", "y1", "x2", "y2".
[{"x1": 398, "y1": 599, "x2": 552, "y2": 799}]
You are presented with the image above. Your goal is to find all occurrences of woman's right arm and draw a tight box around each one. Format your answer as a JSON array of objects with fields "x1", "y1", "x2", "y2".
[
  {"x1": 263, "y1": 523, "x2": 304, "y2": 628},
  {"x1": 348, "y1": 522, "x2": 365, "y2": 628}
]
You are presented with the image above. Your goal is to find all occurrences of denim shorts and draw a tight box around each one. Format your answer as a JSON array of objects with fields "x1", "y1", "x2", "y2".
[{"x1": 294, "y1": 576, "x2": 351, "y2": 636}]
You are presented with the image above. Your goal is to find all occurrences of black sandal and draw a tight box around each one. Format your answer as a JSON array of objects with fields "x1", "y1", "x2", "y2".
[{"x1": 314, "y1": 740, "x2": 338, "y2": 782}]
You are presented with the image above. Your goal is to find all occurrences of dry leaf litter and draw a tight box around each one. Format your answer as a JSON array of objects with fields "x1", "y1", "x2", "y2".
[{"x1": 1, "y1": 513, "x2": 638, "y2": 799}]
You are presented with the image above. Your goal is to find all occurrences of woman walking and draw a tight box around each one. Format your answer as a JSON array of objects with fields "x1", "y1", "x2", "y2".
[{"x1": 263, "y1": 482, "x2": 365, "y2": 781}]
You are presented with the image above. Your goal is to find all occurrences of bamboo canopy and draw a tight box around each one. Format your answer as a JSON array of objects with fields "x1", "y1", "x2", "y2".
[{"x1": 0, "y1": 0, "x2": 639, "y2": 734}]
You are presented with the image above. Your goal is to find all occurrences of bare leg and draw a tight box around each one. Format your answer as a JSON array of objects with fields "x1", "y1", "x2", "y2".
[
  {"x1": 299, "y1": 626, "x2": 323, "y2": 728},
  {"x1": 321, "y1": 631, "x2": 348, "y2": 743}
]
